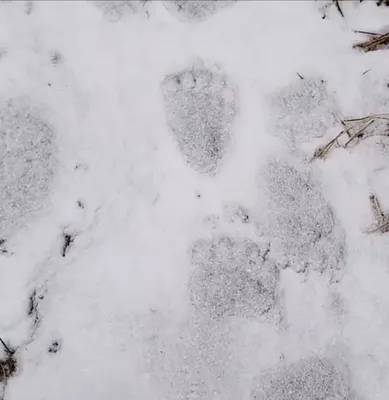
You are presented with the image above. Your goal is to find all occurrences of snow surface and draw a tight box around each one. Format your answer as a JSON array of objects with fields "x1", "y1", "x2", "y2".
[{"x1": 1, "y1": 0, "x2": 389, "y2": 399}]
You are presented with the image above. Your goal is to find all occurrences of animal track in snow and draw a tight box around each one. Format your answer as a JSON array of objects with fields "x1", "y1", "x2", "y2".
[
  {"x1": 270, "y1": 78, "x2": 339, "y2": 150},
  {"x1": 189, "y1": 236, "x2": 280, "y2": 320},
  {"x1": 0, "y1": 97, "x2": 58, "y2": 237},
  {"x1": 93, "y1": 1, "x2": 151, "y2": 21},
  {"x1": 162, "y1": 0, "x2": 235, "y2": 23},
  {"x1": 260, "y1": 159, "x2": 346, "y2": 277},
  {"x1": 251, "y1": 355, "x2": 357, "y2": 400},
  {"x1": 188, "y1": 200, "x2": 281, "y2": 322},
  {"x1": 161, "y1": 60, "x2": 237, "y2": 174}
]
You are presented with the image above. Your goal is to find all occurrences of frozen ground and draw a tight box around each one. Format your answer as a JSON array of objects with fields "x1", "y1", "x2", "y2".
[{"x1": 1, "y1": 0, "x2": 389, "y2": 399}]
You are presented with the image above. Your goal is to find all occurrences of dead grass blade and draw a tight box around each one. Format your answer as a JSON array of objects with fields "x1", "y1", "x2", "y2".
[
  {"x1": 344, "y1": 114, "x2": 389, "y2": 123},
  {"x1": 311, "y1": 131, "x2": 344, "y2": 161},
  {"x1": 344, "y1": 119, "x2": 375, "y2": 147}
]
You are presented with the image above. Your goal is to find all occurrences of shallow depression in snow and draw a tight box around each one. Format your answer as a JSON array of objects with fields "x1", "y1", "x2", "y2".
[
  {"x1": 0, "y1": 97, "x2": 58, "y2": 237},
  {"x1": 161, "y1": 60, "x2": 237, "y2": 175}
]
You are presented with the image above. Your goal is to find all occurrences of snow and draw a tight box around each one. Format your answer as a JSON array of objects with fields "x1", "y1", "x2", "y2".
[{"x1": 1, "y1": 0, "x2": 389, "y2": 399}]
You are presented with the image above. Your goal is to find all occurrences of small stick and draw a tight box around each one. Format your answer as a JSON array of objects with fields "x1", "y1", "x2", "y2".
[
  {"x1": 0, "y1": 338, "x2": 13, "y2": 356},
  {"x1": 354, "y1": 30, "x2": 381, "y2": 36},
  {"x1": 334, "y1": 0, "x2": 344, "y2": 17}
]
